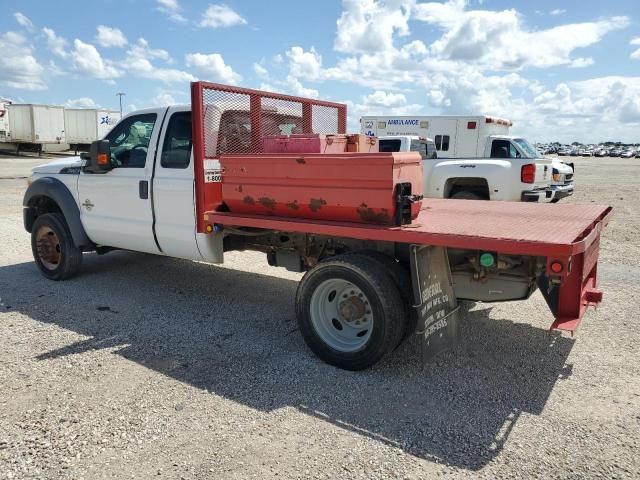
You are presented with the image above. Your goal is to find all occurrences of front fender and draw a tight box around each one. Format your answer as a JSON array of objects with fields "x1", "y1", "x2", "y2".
[
  {"x1": 424, "y1": 159, "x2": 513, "y2": 199},
  {"x1": 23, "y1": 177, "x2": 93, "y2": 248}
]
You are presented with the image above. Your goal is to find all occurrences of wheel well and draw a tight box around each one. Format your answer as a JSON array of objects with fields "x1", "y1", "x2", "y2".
[
  {"x1": 25, "y1": 195, "x2": 62, "y2": 231},
  {"x1": 444, "y1": 177, "x2": 490, "y2": 199}
]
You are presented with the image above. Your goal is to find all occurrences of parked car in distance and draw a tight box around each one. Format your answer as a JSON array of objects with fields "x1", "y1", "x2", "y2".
[
  {"x1": 620, "y1": 149, "x2": 635, "y2": 158},
  {"x1": 594, "y1": 149, "x2": 608, "y2": 157}
]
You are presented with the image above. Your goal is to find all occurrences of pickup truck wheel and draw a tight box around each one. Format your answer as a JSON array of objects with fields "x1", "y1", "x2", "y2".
[
  {"x1": 31, "y1": 213, "x2": 82, "y2": 281},
  {"x1": 296, "y1": 254, "x2": 404, "y2": 370},
  {"x1": 451, "y1": 190, "x2": 487, "y2": 200}
]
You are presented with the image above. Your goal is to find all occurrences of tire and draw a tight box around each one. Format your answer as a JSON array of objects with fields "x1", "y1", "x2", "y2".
[
  {"x1": 31, "y1": 213, "x2": 82, "y2": 280},
  {"x1": 296, "y1": 253, "x2": 405, "y2": 370},
  {"x1": 343, "y1": 250, "x2": 416, "y2": 341},
  {"x1": 450, "y1": 190, "x2": 487, "y2": 200}
]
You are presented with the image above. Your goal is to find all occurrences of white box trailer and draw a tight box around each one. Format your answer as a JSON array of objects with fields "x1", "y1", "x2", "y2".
[
  {"x1": 361, "y1": 115, "x2": 512, "y2": 158},
  {"x1": 0, "y1": 99, "x2": 11, "y2": 143},
  {"x1": 8, "y1": 104, "x2": 66, "y2": 145},
  {"x1": 64, "y1": 109, "x2": 121, "y2": 146}
]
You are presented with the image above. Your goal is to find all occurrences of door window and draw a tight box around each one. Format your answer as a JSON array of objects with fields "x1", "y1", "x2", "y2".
[
  {"x1": 410, "y1": 139, "x2": 427, "y2": 160},
  {"x1": 491, "y1": 139, "x2": 521, "y2": 159},
  {"x1": 161, "y1": 112, "x2": 192, "y2": 169},
  {"x1": 426, "y1": 140, "x2": 437, "y2": 159},
  {"x1": 434, "y1": 135, "x2": 450, "y2": 151},
  {"x1": 379, "y1": 139, "x2": 402, "y2": 152},
  {"x1": 104, "y1": 113, "x2": 157, "y2": 168},
  {"x1": 490, "y1": 139, "x2": 509, "y2": 158}
]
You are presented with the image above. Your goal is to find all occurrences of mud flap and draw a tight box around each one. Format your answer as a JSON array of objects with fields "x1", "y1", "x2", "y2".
[{"x1": 410, "y1": 245, "x2": 460, "y2": 362}]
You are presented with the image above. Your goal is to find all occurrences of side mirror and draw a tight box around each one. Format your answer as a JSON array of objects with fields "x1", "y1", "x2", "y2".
[{"x1": 83, "y1": 140, "x2": 112, "y2": 173}]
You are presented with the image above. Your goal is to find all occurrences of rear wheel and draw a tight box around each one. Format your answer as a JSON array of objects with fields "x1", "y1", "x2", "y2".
[
  {"x1": 296, "y1": 254, "x2": 405, "y2": 370},
  {"x1": 343, "y1": 250, "x2": 416, "y2": 340},
  {"x1": 31, "y1": 213, "x2": 82, "y2": 280}
]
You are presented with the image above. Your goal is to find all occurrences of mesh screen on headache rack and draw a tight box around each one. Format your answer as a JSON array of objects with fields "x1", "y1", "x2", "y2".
[{"x1": 192, "y1": 82, "x2": 347, "y2": 158}]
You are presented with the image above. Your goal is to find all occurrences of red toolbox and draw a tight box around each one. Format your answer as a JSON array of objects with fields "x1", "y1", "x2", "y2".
[
  {"x1": 347, "y1": 134, "x2": 379, "y2": 153},
  {"x1": 262, "y1": 134, "x2": 348, "y2": 154},
  {"x1": 220, "y1": 152, "x2": 423, "y2": 225}
]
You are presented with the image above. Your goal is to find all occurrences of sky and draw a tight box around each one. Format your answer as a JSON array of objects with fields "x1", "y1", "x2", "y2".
[{"x1": 1, "y1": 0, "x2": 639, "y2": 143}]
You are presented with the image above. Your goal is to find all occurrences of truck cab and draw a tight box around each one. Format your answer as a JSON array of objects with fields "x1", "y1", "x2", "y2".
[
  {"x1": 485, "y1": 135, "x2": 574, "y2": 202},
  {"x1": 27, "y1": 105, "x2": 224, "y2": 264}
]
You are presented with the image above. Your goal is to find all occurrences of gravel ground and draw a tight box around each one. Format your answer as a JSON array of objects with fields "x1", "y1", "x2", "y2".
[{"x1": 1, "y1": 155, "x2": 639, "y2": 479}]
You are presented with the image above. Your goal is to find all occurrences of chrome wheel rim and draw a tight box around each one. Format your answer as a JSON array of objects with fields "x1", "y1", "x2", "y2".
[
  {"x1": 35, "y1": 226, "x2": 61, "y2": 270},
  {"x1": 310, "y1": 278, "x2": 373, "y2": 352}
]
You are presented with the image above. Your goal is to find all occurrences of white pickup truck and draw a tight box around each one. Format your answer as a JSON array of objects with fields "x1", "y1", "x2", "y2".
[
  {"x1": 362, "y1": 115, "x2": 574, "y2": 202},
  {"x1": 22, "y1": 83, "x2": 611, "y2": 370}
]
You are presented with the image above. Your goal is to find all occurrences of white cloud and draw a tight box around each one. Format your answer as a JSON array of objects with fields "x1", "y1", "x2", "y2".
[
  {"x1": 335, "y1": 0, "x2": 412, "y2": 54},
  {"x1": 413, "y1": 0, "x2": 466, "y2": 29},
  {"x1": 199, "y1": 4, "x2": 247, "y2": 28},
  {"x1": 65, "y1": 97, "x2": 100, "y2": 108},
  {"x1": 96, "y1": 25, "x2": 128, "y2": 48},
  {"x1": 569, "y1": 57, "x2": 594, "y2": 68},
  {"x1": 42, "y1": 27, "x2": 68, "y2": 58},
  {"x1": 550, "y1": 9, "x2": 566, "y2": 16},
  {"x1": 362, "y1": 90, "x2": 407, "y2": 107},
  {"x1": 14, "y1": 12, "x2": 34, "y2": 31},
  {"x1": 286, "y1": 46, "x2": 323, "y2": 80},
  {"x1": 156, "y1": 0, "x2": 187, "y2": 23},
  {"x1": 631, "y1": 37, "x2": 640, "y2": 60},
  {"x1": 284, "y1": 75, "x2": 319, "y2": 98},
  {"x1": 150, "y1": 91, "x2": 178, "y2": 106},
  {"x1": 0, "y1": 31, "x2": 46, "y2": 90},
  {"x1": 185, "y1": 52, "x2": 242, "y2": 84},
  {"x1": 70, "y1": 39, "x2": 122, "y2": 81},
  {"x1": 424, "y1": 4, "x2": 629, "y2": 70},
  {"x1": 253, "y1": 63, "x2": 269, "y2": 80},
  {"x1": 121, "y1": 38, "x2": 194, "y2": 84}
]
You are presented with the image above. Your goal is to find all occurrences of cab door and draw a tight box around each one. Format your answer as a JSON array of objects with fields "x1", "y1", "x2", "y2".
[
  {"x1": 77, "y1": 110, "x2": 165, "y2": 253},
  {"x1": 152, "y1": 109, "x2": 202, "y2": 260}
]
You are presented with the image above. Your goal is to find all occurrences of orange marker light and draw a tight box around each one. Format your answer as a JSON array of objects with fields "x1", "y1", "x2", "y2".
[
  {"x1": 97, "y1": 153, "x2": 109, "y2": 166},
  {"x1": 550, "y1": 261, "x2": 563, "y2": 273},
  {"x1": 205, "y1": 224, "x2": 213, "y2": 233}
]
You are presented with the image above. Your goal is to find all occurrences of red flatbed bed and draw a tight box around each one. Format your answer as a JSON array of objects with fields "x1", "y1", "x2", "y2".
[
  {"x1": 206, "y1": 199, "x2": 612, "y2": 258},
  {"x1": 191, "y1": 82, "x2": 611, "y2": 343}
]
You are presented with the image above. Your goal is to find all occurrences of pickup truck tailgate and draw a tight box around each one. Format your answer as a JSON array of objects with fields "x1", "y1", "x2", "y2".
[{"x1": 534, "y1": 157, "x2": 553, "y2": 187}]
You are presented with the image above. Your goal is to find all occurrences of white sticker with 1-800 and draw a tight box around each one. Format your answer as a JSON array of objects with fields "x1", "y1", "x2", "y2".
[{"x1": 204, "y1": 169, "x2": 222, "y2": 183}]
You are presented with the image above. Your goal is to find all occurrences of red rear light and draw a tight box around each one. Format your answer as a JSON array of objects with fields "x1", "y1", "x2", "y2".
[
  {"x1": 521, "y1": 163, "x2": 536, "y2": 184},
  {"x1": 467, "y1": 121, "x2": 476, "y2": 129}
]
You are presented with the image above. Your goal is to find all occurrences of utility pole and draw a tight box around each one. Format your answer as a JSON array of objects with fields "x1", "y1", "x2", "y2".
[{"x1": 116, "y1": 92, "x2": 126, "y2": 116}]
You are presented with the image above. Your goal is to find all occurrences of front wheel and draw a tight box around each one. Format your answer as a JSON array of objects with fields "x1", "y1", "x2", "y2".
[
  {"x1": 31, "y1": 213, "x2": 82, "y2": 280},
  {"x1": 295, "y1": 254, "x2": 405, "y2": 370}
]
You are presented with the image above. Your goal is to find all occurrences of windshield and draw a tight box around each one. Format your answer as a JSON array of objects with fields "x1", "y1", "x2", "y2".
[{"x1": 513, "y1": 138, "x2": 541, "y2": 158}]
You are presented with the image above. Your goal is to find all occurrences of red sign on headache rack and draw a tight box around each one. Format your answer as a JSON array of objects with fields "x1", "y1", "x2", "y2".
[{"x1": 190, "y1": 81, "x2": 348, "y2": 233}]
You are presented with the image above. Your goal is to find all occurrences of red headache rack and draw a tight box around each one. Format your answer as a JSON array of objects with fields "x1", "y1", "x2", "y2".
[{"x1": 191, "y1": 81, "x2": 347, "y2": 234}]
